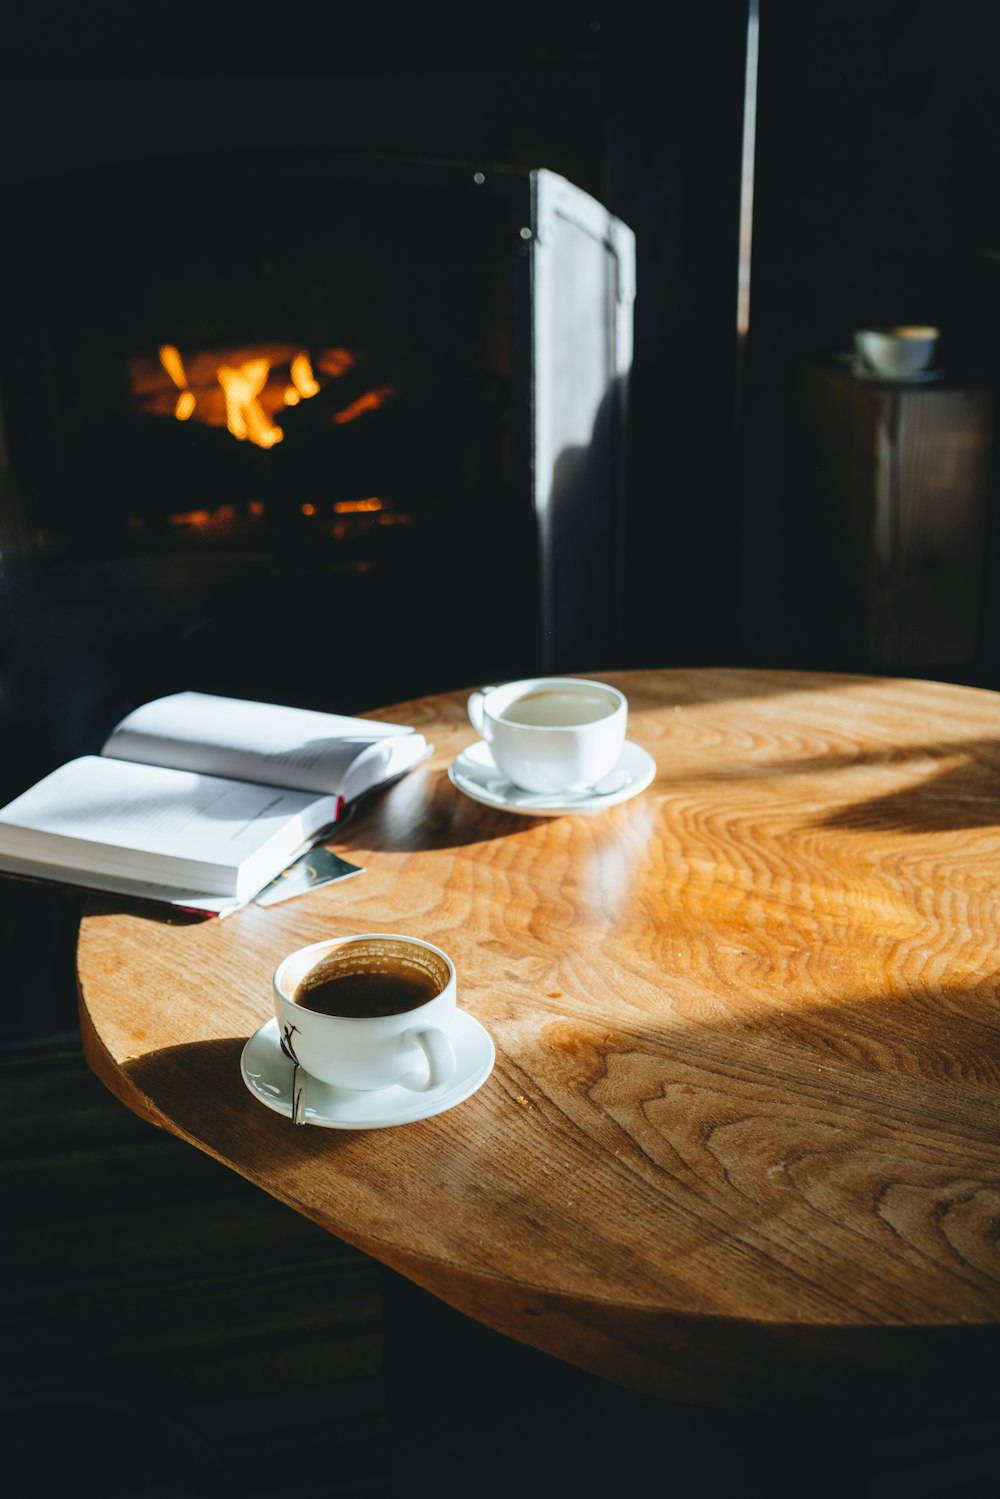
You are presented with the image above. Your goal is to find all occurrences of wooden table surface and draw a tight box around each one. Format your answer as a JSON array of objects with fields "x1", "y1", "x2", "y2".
[{"x1": 76, "y1": 668, "x2": 1000, "y2": 1406}]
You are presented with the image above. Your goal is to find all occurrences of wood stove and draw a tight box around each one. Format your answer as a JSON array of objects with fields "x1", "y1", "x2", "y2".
[{"x1": 0, "y1": 153, "x2": 634, "y2": 802}]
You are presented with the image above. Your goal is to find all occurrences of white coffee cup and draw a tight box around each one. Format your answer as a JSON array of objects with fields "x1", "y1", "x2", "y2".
[
  {"x1": 273, "y1": 933, "x2": 458, "y2": 1092},
  {"x1": 467, "y1": 676, "x2": 627, "y2": 794},
  {"x1": 854, "y1": 324, "x2": 940, "y2": 378}
]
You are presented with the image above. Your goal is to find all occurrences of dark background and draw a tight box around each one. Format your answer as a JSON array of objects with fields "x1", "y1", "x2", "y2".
[
  {"x1": 5, "y1": 6, "x2": 999, "y2": 676},
  {"x1": 2, "y1": 8, "x2": 1000, "y2": 1494},
  {"x1": 2, "y1": 2, "x2": 1000, "y2": 1033}
]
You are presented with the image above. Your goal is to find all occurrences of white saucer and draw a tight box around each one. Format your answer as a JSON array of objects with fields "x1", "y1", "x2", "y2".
[
  {"x1": 240, "y1": 1010, "x2": 494, "y2": 1129},
  {"x1": 851, "y1": 362, "x2": 944, "y2": 385},
  {"x1": 448, "y1": 738, "x2": 656, "y2": 816}
]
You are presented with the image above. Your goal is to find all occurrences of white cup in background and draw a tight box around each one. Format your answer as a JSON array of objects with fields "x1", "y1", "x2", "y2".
[
  {"x1": 467, "y1": 676, "x2": 627, "y2": 794},
  {"x1": 273, "y1": 933, "x2": 458, "y2": 1092},
  {"x1": 854, "y1": 324, "x2": 940, "y2": 378}
]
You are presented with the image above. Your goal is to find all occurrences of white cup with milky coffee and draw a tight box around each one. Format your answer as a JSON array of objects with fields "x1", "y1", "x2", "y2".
[
  {"x1": 467, "y1": 676, "x2": 627, "y2": 794},
  {"x1": 854, "y1": 324, "x2": 940, "y2": 378},
  {"x1": 273, "y1": 934, "x2": 458, "y2": 1092}
]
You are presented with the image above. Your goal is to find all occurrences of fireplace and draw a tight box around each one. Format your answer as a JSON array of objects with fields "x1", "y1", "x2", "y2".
[{"x1": 0, "y1": 153, "x2": 634, "y2": 802}]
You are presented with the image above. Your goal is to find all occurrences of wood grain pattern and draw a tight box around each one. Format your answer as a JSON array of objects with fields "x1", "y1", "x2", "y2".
[{"x1": 76, "y1": 669, "x2": 1000, "y2": 1405}]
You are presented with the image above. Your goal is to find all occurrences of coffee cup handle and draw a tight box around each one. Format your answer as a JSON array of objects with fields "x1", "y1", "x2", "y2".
[
  {"x1": 399, "y1": 1025, "x2": 457, "y2": 1093},
  {"x1": 467, "y1": 687, "x2": 494, "y2": 738}
]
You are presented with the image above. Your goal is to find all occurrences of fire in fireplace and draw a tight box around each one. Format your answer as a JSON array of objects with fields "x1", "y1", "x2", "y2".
[
  {"x1": 0, "y1": 153, "x2": 635, "y2": 799},
  {"x1": 125, "y1": 337, "x2": 404, "y2": 539}
]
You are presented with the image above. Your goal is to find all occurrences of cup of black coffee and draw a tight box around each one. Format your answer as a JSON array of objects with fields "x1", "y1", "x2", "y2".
[{"x1": 273, "y1": 933, "x2": 458, "y2": 1092}]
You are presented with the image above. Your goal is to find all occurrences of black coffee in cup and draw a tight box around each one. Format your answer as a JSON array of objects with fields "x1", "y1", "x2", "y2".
[{"x1": 292, "y1": 944, "x2": 445, "y2": 1018}]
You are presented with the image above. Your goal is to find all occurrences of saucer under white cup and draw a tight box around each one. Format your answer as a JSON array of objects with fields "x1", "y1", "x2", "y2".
[
  {"x1": 241, "y1": 1010, "x2": 495, "y2": 1128},
  {"x1": 852, "y1": 364, "x2": 944, "y2": 385},
  {"x1": 449, "y1": 737, "x2": 655, "y2": 816}
]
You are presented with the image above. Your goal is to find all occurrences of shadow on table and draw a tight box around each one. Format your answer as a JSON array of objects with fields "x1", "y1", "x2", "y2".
[
  {"x1": 119, "y1": 987, "x2": 1000, "y2": 1425},
  {"x1": 814, "y1": 737, "x2": 1000, "y2": 831}
]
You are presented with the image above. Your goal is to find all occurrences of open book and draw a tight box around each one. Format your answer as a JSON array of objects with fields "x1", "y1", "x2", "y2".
[{"x1": 0, "y1": 692, "x2": 432, "y2": 916}]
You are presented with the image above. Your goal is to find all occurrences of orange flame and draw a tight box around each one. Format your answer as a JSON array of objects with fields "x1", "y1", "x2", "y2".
[
  {"x1": 159, "y1": 344, "x2": 188, "y2": 389},
  {"x1": 290, "y1": 352, "x2": 320, "y2": 397},
  {"x1": 217, "y1": 358, "x2": 284, "y2": 448},
  {"x1": 170, "y1": 509, "x2": 211, "y2": 527},
  {"x1": 332, "y1": 386, "x2": 394, "y2": 425},
  {"x1": 317, "y1": 348, "x2": 355, "y2": 377},
  {"x1": 333, "y1": 497, "x2": 382, "y2": 513},
  {"x1": 159, "y1": 345, "x2": 196, "y2": 421},
  {"x1": 134, "y1": 343, "x2": 365, "y2": 448}
]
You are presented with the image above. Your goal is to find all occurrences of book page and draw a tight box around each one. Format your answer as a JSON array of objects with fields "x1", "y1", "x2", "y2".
[
  {"x1": 102, "y1": 692, "x2": 427, "y2": 801},
  {"x1": 0, "y1": 757, "x2": 337, "y2": 899}
]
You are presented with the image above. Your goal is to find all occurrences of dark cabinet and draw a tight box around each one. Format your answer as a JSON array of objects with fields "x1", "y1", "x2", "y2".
[{"x1": 796, "y1": 365, "x2": 995, "y2": 674}]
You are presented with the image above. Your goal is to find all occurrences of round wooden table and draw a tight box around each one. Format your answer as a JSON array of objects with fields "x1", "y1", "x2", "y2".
[{"x1": 77, "y1": 668, "x2": 1000, "y2": 1407}]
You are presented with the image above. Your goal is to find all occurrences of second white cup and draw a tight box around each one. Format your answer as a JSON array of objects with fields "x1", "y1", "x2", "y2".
[
  {"x1": 467, "y1": 676, "x2": 627, "y2": 794},
  {"x1": 854, "y1": 324, "x2": 940, "y2": 378}
]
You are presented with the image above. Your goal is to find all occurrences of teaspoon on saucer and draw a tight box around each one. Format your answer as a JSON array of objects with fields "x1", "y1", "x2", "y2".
[
  {"x1": 496, "y1": 767, "x2": 633, "y2": 808},
  {"x1": 279, "y1": 1036, "x2": 308, "y2": 1124}
]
